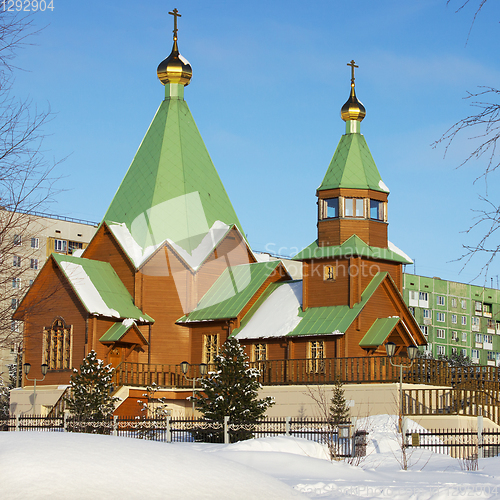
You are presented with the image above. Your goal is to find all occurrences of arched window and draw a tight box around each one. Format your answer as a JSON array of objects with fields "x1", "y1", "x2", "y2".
[{"x1": 42, "y1": 318, "x2": 72, "y2": 370}]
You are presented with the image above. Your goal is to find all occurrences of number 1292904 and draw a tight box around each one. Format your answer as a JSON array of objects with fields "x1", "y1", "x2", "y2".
[{"x1": 2, "y1": 0, "x2": 54, "y2": 11}]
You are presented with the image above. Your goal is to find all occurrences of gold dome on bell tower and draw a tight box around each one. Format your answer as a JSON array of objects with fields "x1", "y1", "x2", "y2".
[
  {"x1": 157, "y1": 8, "x2": 193, "y2": 86},
  {"x1": 340, "y1": 60, "x2": 366, "y2": 122}
]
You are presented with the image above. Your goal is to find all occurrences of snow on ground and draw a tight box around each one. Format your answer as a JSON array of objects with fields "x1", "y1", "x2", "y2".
[{"x1": 2, "y1": 415, "x2": 500, "y2": 499}]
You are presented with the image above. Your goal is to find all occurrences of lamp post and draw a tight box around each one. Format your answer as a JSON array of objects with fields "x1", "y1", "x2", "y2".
[
  {"x1": 180, "y1": 361, "x2": 208, "y2": 418},
  {"x1": 24, "y1": 363, "x2": 48, "y2": 414},
  {"x1": 385, "y1": 342, "x2": 418, "y2": 432}
]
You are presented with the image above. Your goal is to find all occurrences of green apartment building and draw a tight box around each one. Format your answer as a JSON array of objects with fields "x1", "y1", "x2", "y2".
[{"x1": 403, "y1": 273, "x2": 500, "y2": 365}]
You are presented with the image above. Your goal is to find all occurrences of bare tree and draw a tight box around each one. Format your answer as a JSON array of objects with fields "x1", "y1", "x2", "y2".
[
  {"x1": 434, "y1": 1, "x2": 498, "y2": 278},
  {"x1": 0, "y1": 12, "x2": 59, "y2": 350}
]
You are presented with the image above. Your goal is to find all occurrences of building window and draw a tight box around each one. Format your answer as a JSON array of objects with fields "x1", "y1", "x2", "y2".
[
  {"x1": 203, "y1": 334, "x2": 219, "y2": 364},
  {"x1": 11, "y1": 298, "x2": 18, "y2": 310},
  {"x1": 370, "y1": 199, "x2": 383, "y2": 220},
  {"x1": 461, "y1": 349, "x2": 467, "y2": 357},
  {"x1": 10, "y1": 320, "x2": 20, "y2": 333},
  {"x1": 487, "y1": 351, "x2": 496, "y2": 361},
  {"x1": 418, "y1": 292, "x2": 429, "y2": 308},
  {"x1": 12, "y1": 278, "x2": 20, "y2": 289},
  {"x1": 30, "y1": 258, "x2": 38, "y2": 270},
  {"x1": 29, "y1": 279, "x2": 34, "y2": 286},
  {"x1": 461, "y1": 316, "x2": 467, "y2": 326},
  {"x1": 409, "y1": 307, "x2": 415, "y2": 316},
  {"x1": 436, "y1": 312, "x2": 445, "y2": 322},
  {"x1": 54, "y1": 239, "x2": 67, "y2": 253},
  {"x1": 472, "y1": 349, "x2": 480, "y2": 360},
  {"x1": 483, "y1": 303, "x2": 493, "y2": 318},
  {"x1": 323, "y1": 265, "x2": 336, "y2": 281},
  {"x1": 436, "y1": 329, "x2": 445, "y2": 339},
  {"x1": 461, "y1": 299, "x2": 467, "y2": 310},
  {"x1": 451, "y1": 298, "x2": 457, "y2": 308},
  {"x1": 423, "y1": 309, "x2": 431, "y2": 319},
  {"x1": 68, "y1": 241, "x2": 83, "y2": 255},
  {"x1": 451, "y1": 331, "x2": 458, "y2": 341},
  {"x1": 475, "y1": 301, "x2": 483, "y2": 315},
  {"x1": 344, "y1": 198, "x2": 363, "y2": 218},
  {"x1": 437, "y1": 345, "x2": 445, "y2": 356},
  {"x1": 409, "y1": 291, "x2": 418, "y2": 307},
  {"x1": 475, "y1": 333, "x2": 482, "y2": 343},
  {"x1": 437, "y1": 296, "x2": 446, "y2": 306},
  {"x1": 462, "y1": 332, "x2": 467, "y2": 342},
  {"x1": 31, "y1": 237, "x2": 39, "y2": 249},
  {"x1": 451, "y1": 314, "x2": 457, "y2": 324},
  {"x1": 309, "y1": 340, "x2": 325, "y2": 373},
  {"x1": 324, "y1": 198, "x2": 339, "y2": 219},
  {"x1": 420, "y1": 325, "x2": 429, "y2": 336},
  {"x1": 13, "y1": 234, "x2": 21, "y2": 246},
  {"x1": 472, "y1": 317, "x2": 480, "y2": 331},
  {"x1": 253, "y1": 343, "x2": 267, "y2": 362},
  {"x1": 42, "y1": 318, "x2": 72, "y2": 370},
  {"x1": 483, "y1": 334, "x2": 493, "y2": 345},
  {"x1": 452, "y1": 347, "x2": 457, "y2": 355},
  {"x1": 12, "y1": 255, "x2": 21, "y2": 267}
]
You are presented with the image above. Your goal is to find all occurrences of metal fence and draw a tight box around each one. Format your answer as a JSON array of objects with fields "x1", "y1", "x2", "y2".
[
  {"x1": 0, "y1": 415, "x2": 363, "y2": 456},
  {"x1": 405, "y1": 426, "x2": 500, "y2": 460}
]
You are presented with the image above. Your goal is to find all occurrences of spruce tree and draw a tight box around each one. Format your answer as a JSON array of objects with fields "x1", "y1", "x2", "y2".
[
  {"x1": 329, "y1": 379, "x2": 350, "y2": 427},
  {"x1": 193, "y1": 337, "x2": 274, "y2": 441},
  {"x1": 65, "y1": 351, "x2": 119, "y2": 424}
]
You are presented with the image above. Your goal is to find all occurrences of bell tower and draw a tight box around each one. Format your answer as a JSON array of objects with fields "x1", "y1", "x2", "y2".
[{"x1": 316, "y1": 60, "x2": 389, "y2": 249}]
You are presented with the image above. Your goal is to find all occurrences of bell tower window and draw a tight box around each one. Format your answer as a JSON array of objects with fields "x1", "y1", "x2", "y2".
[
  {"x1": 326, "y1": 198, "x2": 339, "y2": 218},
  {"x1": 370, "y1": 199, "x2": 384, "y2": 220},
  {"x1": 344, "y1": 198, "x2": 363, "y2": 217}
]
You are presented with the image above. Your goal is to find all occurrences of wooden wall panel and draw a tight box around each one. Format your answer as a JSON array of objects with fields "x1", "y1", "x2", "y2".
[
  {"x1": 306, "y1": 258, "x2": 350, "y2": 308},
  {"x1": 19, "y1": 259, "x2": 88, "y2": 387}
]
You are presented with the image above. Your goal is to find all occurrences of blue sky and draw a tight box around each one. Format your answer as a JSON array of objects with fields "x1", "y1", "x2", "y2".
[{"x1": 10, "y1": 0, "x2": 500, "y2": 286}]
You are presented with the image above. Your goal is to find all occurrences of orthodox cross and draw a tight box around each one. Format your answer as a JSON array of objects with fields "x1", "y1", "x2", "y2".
[
  {"x1": 169, "y1": 8, "x2": 181, "y2": 40},
  {"x1": 347, "y1": 60, "x2": 358, "y2": 84}
]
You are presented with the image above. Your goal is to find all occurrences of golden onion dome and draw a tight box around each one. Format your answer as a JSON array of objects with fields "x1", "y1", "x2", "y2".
[
  {"x1": 157, "y1": 39, "x2": 192, "y2": 86},
  {"x1": 340, "y1": 83, "x2": 366, "y2": 122},
  {"x1": 157, "y1": 8, "x2": 192, "y2": 86}
]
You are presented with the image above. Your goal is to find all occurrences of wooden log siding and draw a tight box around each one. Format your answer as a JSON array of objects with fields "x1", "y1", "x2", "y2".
[{"x1": 113, "y1": 357, "x2": 500, "y2": 389}]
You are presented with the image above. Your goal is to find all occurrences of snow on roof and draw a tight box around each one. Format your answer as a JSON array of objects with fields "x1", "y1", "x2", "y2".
[
  {"x1": 388, "y1": 241, "x2": 412, "y2": 264},
  {"x1": 378, "y1": 179, "x2": 390, "y2": 192},
  {"x1": 166, "y1": 220, "x2": 230, "y2": 271},
  {"x1": 236, "y1": 281, "x2": 303, "y2": 340},
  {"x1": 107, "y1": 220, "x2": 231, "y2": 271},
  {"x1": 59, "y1": 261, "x2": 120, "y2": 318},
  {"x1": 122, "y1": 318, "x2": 135, "y2": 328}
]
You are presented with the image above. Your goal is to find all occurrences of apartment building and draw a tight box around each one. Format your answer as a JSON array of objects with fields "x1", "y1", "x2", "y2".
[
  {"x1": 0, "y1": 211, "x2": 98, "y2": 385},
  {"x1": 403, "y1": 273, "x2": 500, "y2": 366}
]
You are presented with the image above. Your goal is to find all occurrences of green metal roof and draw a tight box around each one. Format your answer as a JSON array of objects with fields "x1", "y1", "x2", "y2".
[
  {"x1": 292, "y1": 235, "x2": 412, "y2": 264},
  {"x1": 52, "y1": 253, "x2": 154, "y2": 322},
  {"x1": 359, "y1": 317, "x2": 400, "y2": 347},
  {"x1": 318, "y1": 131, "x2": 389, "y2": 193},
  {"x1": 288, "y1": 272, "x2": 387, "y2": 337},
  {"x1": 178, "y1": 261, "x2": 282, "y2": 322},
  {"x1": 99, "y1": 321, "x2": 148, "y2": 344},
  {"x1": 103, "y1": 89, "x2": 245, "y2": 256}
]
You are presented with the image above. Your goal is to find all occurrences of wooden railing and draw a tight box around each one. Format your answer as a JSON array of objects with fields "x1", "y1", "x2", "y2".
[
  {"x1": 403, "y1": 387, "x2": 500, "y2": 425},
  {"x1": 114, "y1": 357, "x2": 500, "y2": 389}
]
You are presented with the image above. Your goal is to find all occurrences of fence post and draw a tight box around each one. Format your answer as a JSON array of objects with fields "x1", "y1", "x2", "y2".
[
  {"x1": 477, "y1": 415, "x2": 484, "y2": 459},
  {"x1": 285, "y1": 416, "x2": 291, "y2": 436},
  {"x1": 15, "y1": 414, "x2": 20, "y2": 432},
  {"x1": 166, "y1": 416, "x2": 171, "y2": 443},
  {"x1": 63, "y1": 412, "x2": 67, "y2": 432},
  {"x1": 113, "y1": 415, "x2": 118, "y2": 437},
  {"x1": 224, "y1": 416, "x2": 229, "y2": 444}
]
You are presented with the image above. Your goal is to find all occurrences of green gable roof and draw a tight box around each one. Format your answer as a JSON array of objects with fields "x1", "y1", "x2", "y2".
[
  {"x1": 359, "y1": 317, "x2": 400, "y2": 347},
  {"x1": 178, "y1": 261, "x2": 282, "y2": 323},
  {"x1": 103, "y1": 89, "x2": 245, "y2": 257},
  {"x1": 318, "y1": 132, "x2": 389, "y2": 193},
  {"x1": 99, "y1": 321, "x2": 148, "y2": 344},
  {"x1": 52, "y1": 253, "x2": 154, "y2": 322},
  {"x1": 292, "y1": 235, "x2": 412, "y2": 264},
  {"x1": 288, "y1": 272, "x2": 387, "y2": 337}
]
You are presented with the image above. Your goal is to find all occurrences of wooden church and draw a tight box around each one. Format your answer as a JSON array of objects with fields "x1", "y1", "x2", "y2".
[{"x1": 14, "y1": 12, "x2": 426, "y2": 415}]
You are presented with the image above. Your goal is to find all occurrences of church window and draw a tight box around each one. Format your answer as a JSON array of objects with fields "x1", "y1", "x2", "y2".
[
  {"x1": 42, "y1": 318, "x2": 72, "y2": 370},
  {"x1": 369, "y1": 199, "x2": 383, "y2": 220},
  {"x1": 323, "y1": 265, "x2": 336, "y2": 281},
  {"x1": 203, "y1": 334, "x2": 219, "y2": 364},
  {"x1": 308, "y1": 340, "x2": 325, "y2": 373},
  {"x1": 253, "y1": 343, "x2": 267, "y2": 362},
  {"x1": 344, "y1": 198, "x2": 363, "y2": 218}
]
